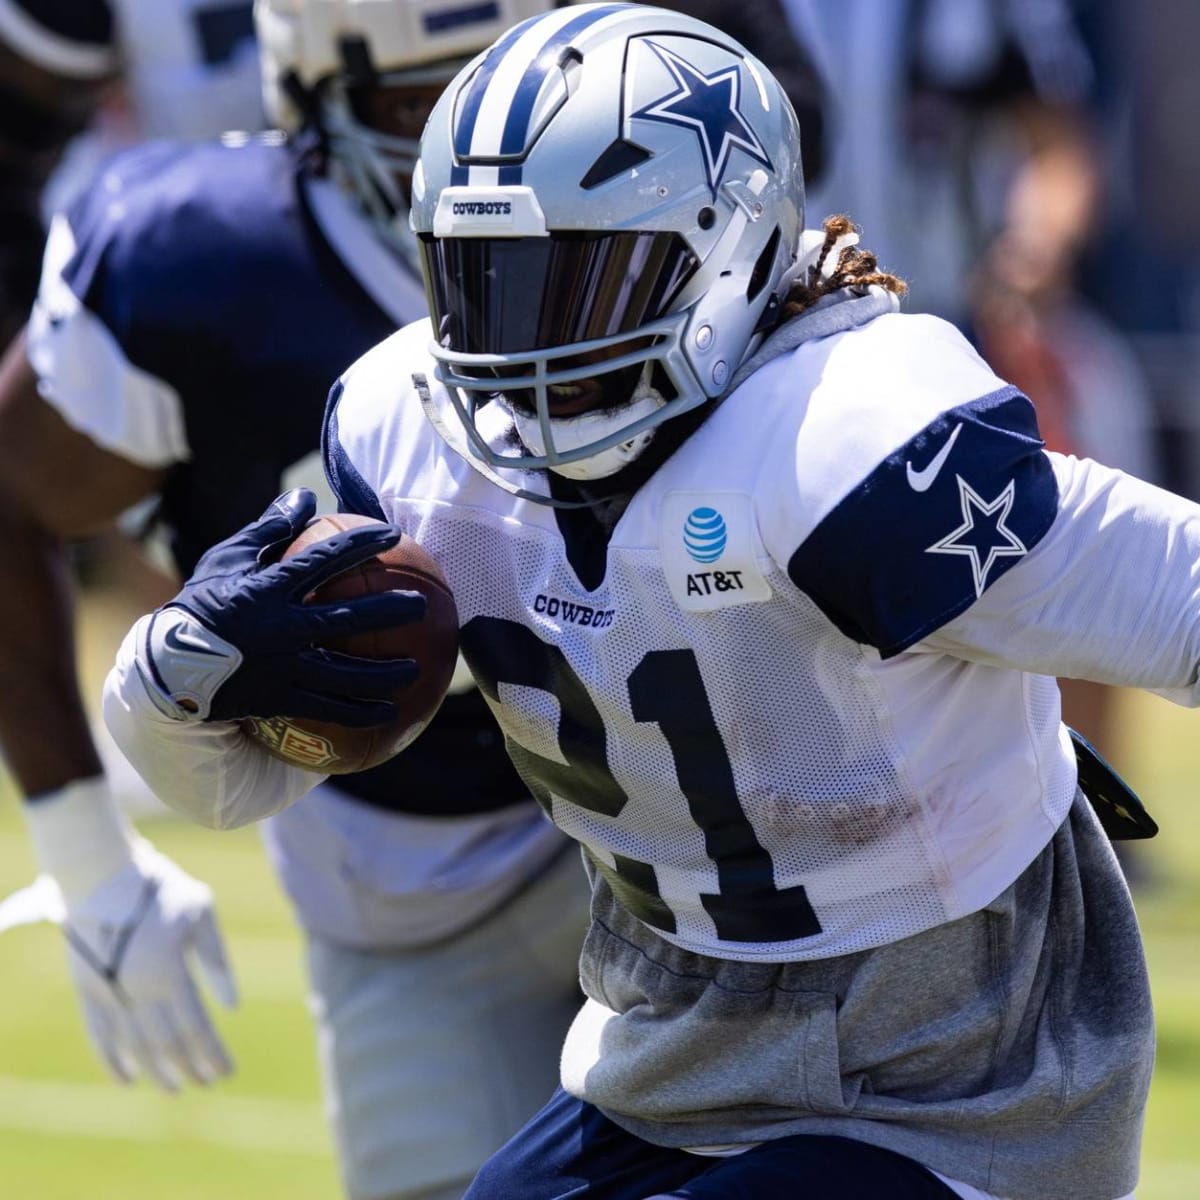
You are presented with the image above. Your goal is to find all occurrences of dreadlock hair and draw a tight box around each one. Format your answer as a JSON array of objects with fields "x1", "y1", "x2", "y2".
[{"x1": 783, "y1": 214, "x2": 908, "y2": 318}]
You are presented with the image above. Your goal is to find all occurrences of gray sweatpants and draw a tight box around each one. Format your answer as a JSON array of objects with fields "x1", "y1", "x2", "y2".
[
  {"x1": 307, "y1": 844, "x2": 588, "y2": 1200},
  {"x1": 562, "y1": 792, "x2": 1153, "y2": 1200}
]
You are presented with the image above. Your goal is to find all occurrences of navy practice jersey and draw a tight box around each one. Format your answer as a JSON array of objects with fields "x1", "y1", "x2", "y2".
[
  {"x1": 28, "y1": 135, "x2": 526, "y2": 817},
  {"x1": 43, "y1": 137, "x2": 400, "y2": 572}
]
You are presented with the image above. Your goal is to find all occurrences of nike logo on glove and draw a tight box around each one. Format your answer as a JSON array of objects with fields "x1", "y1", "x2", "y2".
[
  {"x1": 163, "y1": 621, "x2": 225, "y2": 657},
  {"x1": 906, "y1": 423, "x2": 963, "y2": 492}
]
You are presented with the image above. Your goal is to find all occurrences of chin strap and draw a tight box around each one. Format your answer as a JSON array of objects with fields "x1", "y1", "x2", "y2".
[
  {"x1": 506, "y1": 363, "x2": 666, "y2": 483},
  {"x1": 414, "y1": 374, "x2": 602, "y2": 509}
]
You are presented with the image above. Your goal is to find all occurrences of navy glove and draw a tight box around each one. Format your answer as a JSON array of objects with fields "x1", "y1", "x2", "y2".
[{"x1": 137, "y1": 489, "x2": 424, "y2": 727}]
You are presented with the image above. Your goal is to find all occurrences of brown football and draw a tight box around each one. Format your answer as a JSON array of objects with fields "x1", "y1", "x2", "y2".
[{"x1": 240, "y1": 513, "x2": 459, "y2": 774}]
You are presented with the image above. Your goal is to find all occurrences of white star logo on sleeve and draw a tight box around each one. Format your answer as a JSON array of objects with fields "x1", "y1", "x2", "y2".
[{"x1": 925, "y1": 476, "x2": 1028, "y2": 596}]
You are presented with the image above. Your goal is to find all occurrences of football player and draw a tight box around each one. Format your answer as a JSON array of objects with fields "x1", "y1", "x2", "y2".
[
  {"x1": 0, "y1": 3, "x2": 594, "y2": 1199},
  {"x1": 102, "y1": 4, "x2": 1176, "y2": 1198}
]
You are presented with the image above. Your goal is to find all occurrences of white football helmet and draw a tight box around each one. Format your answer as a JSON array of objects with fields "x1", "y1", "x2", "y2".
[
  {"x1": 254, "y1": 0, "x2": 554, "y2": 260},
  {"x1": 412, "y1": 3, "x2": 805, "y2": 481}
]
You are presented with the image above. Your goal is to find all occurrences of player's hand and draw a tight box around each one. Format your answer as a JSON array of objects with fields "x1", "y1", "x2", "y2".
[
  {"x1": 62, "y1": 840, "x2": 238, "y2": 1090},
  {"x1": 137, "y1": 488, "x2": 424, "y2": 726},
  {"x1": 11, "y1": 777, "x2": 238, "y2": 1090}
]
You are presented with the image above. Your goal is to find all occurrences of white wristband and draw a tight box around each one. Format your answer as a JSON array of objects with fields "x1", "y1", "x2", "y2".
[{"x1": 23, "y1": 777, "x2": 136, "y2": 905}]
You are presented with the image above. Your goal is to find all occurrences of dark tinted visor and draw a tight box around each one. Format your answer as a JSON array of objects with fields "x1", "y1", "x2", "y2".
[{"x1": 419, "y1": 231, "x2": 698, "y2": 355}]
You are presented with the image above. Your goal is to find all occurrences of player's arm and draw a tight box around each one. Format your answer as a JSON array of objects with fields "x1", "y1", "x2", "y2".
[
  {"x1": 0, "y1": 158, "x2": 249, "y2": 1087},
  {"x1": 0, "y1": 0, "x2": 127, "y2": 765},
  {"x1": 104, "y1": 348, "x2": 426, "y2": 830},
  {"x1": 103, "y1": 486, "x2": 424, "y2": 828},
  {"x1": 773, "y1": 318, "x2": 1200, "y2": 697},
  {"x1": 0, "y1": 331, "x2": 165, "y2": 791},
  {"x1": 0, "y1": 329, "x2": 249, "y2": 1090},
  {"x1": 918, "y1": 454, "x2": 1200, "y2": 701}
]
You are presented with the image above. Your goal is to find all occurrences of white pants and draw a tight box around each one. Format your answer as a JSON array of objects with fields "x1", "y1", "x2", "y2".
[{"x1": 305, "y1": 844, "x2": 589, "y2": 1200}]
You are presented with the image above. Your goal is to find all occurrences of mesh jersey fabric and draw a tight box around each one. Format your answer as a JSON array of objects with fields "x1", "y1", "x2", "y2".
[{"x1": 325, "y1": 313, "x2": 1080, "y2": 962}]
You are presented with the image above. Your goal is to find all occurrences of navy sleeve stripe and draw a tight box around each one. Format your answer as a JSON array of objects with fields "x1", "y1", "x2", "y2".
[
  {"x1": 787, "y1": 386, "x2": 1060, "y2": 658},
  {"x1": 321, "y1": 379, "x2": 386, "y2": 521}
]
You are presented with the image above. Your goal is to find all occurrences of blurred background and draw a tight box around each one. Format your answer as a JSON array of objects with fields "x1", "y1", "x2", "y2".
[{"x1": 2, "y1": 0, "x2": 1200, "y2": 1195}]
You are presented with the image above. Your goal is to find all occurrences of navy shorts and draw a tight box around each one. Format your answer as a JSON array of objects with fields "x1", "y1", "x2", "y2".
[{"x1": 465, "y1": 1088, "x2": 960, "y2": 1199}]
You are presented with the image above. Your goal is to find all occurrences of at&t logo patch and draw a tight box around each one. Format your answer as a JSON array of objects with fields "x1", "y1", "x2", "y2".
[{"x1": 661, "y1": 493, "x2": 771, "y2": 611}]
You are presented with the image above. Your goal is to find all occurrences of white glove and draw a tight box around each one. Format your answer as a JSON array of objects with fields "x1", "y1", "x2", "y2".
[{"x1": 11, "y1": 777, "x2": 238, "y2": 1090}]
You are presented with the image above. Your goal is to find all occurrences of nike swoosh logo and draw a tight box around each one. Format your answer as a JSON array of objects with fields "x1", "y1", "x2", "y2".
[
  {"x1": 163, "y1": 622, "x2": 224, "y2": 657},
  {"x1": 906, "y1": 422, "x2": 963, "y2": 492}
]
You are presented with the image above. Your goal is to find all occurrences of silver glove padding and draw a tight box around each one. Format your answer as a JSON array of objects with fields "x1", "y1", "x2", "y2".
[{"x1": 137, "y1": 607, "x2": 243, "y2": 722}]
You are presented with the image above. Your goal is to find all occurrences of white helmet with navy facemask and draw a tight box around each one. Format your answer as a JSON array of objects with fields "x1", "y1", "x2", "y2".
[
  {"x1": 254, "y1": 0, "x2": 555, "y2": 265},
  {"x1": 411, "y1": 2, "x2": 805, "y2": 482}
]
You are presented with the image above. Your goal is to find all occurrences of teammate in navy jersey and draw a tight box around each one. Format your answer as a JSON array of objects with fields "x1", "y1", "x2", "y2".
[
  {"x1": 104, "y1": 4, "x2": 1183, "y2": 1199},
  {"x1": 0, "y1": 3, "x2": 593, "y2": 1199}
]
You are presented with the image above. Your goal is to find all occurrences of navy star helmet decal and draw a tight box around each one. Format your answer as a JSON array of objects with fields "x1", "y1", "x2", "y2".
[
  {"x1": 786, "y1": 388, "x2": 1060, "y2": 657},
  {"x1": 633, "y1": 42, "x2": 772, "y2": 193}
]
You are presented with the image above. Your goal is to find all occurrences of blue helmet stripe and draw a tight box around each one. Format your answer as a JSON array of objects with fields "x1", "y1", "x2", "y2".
[
  {"x1": 451, "y1": 17, "x2": 541, "y2": 166},
  {"x1": 452, "y1": 4, "x2": 628, "y2": 185},
  {"x1": 497, "y1": 4, "x2": 627, "y2": 160}
]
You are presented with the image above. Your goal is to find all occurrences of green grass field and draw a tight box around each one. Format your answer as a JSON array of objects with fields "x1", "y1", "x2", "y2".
[{"x1": 1, "y1": 631, "x2": 1198, "y2": 1197}]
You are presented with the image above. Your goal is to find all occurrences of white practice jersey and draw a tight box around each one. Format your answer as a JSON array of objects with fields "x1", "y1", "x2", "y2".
[{"x1": 318, "y1": 307, "x2": 1200, "y2": 963}]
